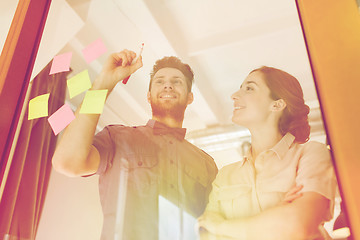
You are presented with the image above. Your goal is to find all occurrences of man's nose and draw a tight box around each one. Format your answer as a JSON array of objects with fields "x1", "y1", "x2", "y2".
[{"x1": 163, "y1": 81, "x2": 173, "y2": 89}]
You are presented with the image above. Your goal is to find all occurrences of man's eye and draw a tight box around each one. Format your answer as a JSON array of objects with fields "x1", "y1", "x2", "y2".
[{"x1": 155, "y1": 79, "x2": 163, "y2": 84}]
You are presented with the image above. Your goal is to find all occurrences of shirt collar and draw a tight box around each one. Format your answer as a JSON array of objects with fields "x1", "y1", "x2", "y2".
[
  {"x1": 242, "y1": 132, "x2": 295, "y2": 163},
  {"x1": 147, "y1": 119, "x2": 187, "y2": 140},
  {"x1": 270, "y1": 133, "x2": 295, "y2": 160}
]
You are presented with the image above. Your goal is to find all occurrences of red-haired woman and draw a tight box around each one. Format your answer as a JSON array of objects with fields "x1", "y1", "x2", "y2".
[{"x1": 197, "y1": 66, "x2": 337, "y2": 240}]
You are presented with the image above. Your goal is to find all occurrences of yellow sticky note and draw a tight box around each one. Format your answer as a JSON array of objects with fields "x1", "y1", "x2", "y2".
[
  {"x1": 67, "y1": 69, "x2": 92, "y2": 98},
  {"x1": 28, "y1": 93, "x2": 50, "y2": 120},
  {"x1": 79, "y1": 89, "x2": 108, "y2": 114}
]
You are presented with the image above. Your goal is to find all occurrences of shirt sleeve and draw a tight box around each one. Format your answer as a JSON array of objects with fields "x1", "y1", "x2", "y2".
[
  {"x1": 295, "y1": 141, "x2": 338, "y2": 219},
  {"x1": 203, "y1": 163, "x2": 240, "y2": 216},
  {"x1": 204, "y1": 164, "x2": 230, "y2": 214},
  {"x1": 93, "y1": 126, "x2": 115, "y2": 175},
  {"x1": 204, "y1": 178, "x2": 221, "y2": 214}
]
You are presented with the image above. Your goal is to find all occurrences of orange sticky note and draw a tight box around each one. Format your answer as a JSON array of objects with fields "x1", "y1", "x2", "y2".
[
  {"x1": 49, "y1": 52, "x2": 72, "y2": 75},
  {"x1": 82, "y1": 38, "x2": 107, "y2": 63},
  {"x1": 67, "y1": 69, "x2": 92, "y2": 99},
  {"x1": 28, "y1": 93, "x2": 50, "y2": 120},
  {"x1": 48, "y1": 103, "x2": 75, "y2": 135},
  {"x1": 79, "y1": 89, "x2": 108, "y2": 114}
]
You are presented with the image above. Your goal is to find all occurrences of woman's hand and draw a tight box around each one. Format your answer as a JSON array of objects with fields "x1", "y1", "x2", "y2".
[
  {"x1": 197, "y1": 211, "x2": 226, "y2": 236},
  {"x1": 281, "y1": 184, "x2": 303, "y2": 204},
  {"x1": 92, "y1": 49, "x2": 143, "y2": 92}
]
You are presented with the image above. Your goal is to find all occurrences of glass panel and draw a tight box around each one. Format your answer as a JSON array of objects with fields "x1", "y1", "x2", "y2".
[
  {"x1": 0, "y1": 1, "x2": 18, "y2": 54},
  {"x1": 23, "y1": 1, "x2": 342, "y2": 239}
]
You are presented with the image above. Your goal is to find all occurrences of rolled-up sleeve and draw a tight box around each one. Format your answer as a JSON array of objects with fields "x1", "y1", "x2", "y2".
[
  {"x1": 296, "y1": 141, "x2": 337, "y2": 218},
  {"x1": 205, "y1": 179, "x2": 221, "y2": 214},
  {"x1": 204, "y1": 165, "x2": 233, "y2": 215},
  {"x1": 93, "y1": 126, "x2": 115, "y2": 175}
]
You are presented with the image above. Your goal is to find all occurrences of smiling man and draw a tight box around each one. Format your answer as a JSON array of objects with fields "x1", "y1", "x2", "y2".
[{"x1": 52, "y1": 49, "x2": 218, "y2": 240}]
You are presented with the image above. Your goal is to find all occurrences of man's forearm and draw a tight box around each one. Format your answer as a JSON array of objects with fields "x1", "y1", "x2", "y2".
[
  {"x1": 51, "y1": 104, "x2": 101, "y2": 176},
  {"x1": 52, "y1": 76, "x2": 110, "y2": 175}
]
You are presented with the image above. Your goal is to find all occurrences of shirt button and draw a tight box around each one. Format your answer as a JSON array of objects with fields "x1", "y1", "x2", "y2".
[
  {"x1": 138, "y1": 161, "x2": 143, "y2": 166},
  {"x1": 169, "y1": 140, "x2": 173, "y2": 144},
  {"x1": 170, "y1": 160, "x2": 174, "y2": 164},
  {"x1": 170, "y1": 184, "x2": 174, "y2": 188}
]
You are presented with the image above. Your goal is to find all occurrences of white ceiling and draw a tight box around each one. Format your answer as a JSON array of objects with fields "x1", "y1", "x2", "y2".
[{"x1": 1, "y1": 0, "x2": 326, "y2": 167}]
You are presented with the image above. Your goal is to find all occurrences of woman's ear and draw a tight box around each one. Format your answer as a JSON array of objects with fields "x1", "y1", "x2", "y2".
[
  {"x1": 271, "y1": 99, "x2": 286, "y2": 112},
  {"x1": 187, "y1": 92, "x2": 194, "y2": 105},
  {"x1": 147, "y1": 92, "x2": 151, "y2": 103}
]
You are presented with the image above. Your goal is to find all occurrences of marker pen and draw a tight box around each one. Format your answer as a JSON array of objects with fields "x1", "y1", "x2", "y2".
[{"x1": 122, "y1": 43, "x2": 144, "y2": 84}]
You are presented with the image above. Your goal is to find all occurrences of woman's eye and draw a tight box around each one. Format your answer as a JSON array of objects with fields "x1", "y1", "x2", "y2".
[{"x1": 246, "y1": 86, "x2": 253, "y2": 91}]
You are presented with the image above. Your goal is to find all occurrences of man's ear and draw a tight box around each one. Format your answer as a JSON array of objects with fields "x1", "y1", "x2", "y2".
[
  {"x1": 187, "y1": 92, "x2": 194, "y2": 105},
  {"x1": 147, "y1": 92, "x2": 151, "y2": 103},
  {"x1": 271, "y1": 99, "x2": 286, "y2": 112}
]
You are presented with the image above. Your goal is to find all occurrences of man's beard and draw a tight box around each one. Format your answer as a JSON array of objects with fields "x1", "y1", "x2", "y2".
[{"x1": 150, "y1": 100, "x2": 187, "y2": 122}]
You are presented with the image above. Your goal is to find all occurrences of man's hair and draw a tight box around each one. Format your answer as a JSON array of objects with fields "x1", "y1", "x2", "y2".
[{"x1": 149, "y1": 56, "x2": 194, "y2": 91}]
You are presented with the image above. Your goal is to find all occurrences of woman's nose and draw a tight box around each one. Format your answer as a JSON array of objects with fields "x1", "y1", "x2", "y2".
[{"x1": 231, "y1": 90, "x2": 241, "y2": 100}]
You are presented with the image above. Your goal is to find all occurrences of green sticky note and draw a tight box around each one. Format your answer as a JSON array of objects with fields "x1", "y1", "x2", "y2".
[
  {"x1": 28, "y1": 93, "x2": 50, "y2": 120},
  {"x1": 79, "y1": 89, "x2": 108, "y2": 114},
  {"x1": 67, "y1": 69, "x2": 92, "y2": 98}
]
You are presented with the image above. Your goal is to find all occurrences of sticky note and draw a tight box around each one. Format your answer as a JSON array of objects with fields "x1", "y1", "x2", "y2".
[
  {"x1": 82, "y1": 38, "x2": 107, "y2": 63},
  {"x1": 48, "y1": 103, "x2": 75, "y2": 135},
  {"x1": 49, "y1": 52, "x2": 72, "y2": 75},
  {"x1": 28, "y1": 93, "x2": 50, "y2": 120},
  {"x1": 79, "y1": 89, "x2": 108, "y2": 114},
  {"x1": 67, "y1": 69, "x2": 92, "y2": 98}
]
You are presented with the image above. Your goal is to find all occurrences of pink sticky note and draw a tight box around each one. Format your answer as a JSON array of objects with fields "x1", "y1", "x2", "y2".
[
  {"x1": 49, "y1": 52, "x2": 72, "y2": 75},
  {"x1": 82, "y1": 38, "x2": 107, "y2": 63},
  {"x1": 48, "y1": 103, "x2": 75, "y2": 135}
]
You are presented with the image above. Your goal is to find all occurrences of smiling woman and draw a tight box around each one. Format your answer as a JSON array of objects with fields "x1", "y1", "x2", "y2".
[{"x1": 198, "y1": 66, "x2": 337, "y2": 240}]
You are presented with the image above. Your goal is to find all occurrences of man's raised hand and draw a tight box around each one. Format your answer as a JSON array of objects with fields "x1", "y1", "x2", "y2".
[{"x1": 93, "y1": 49, "x2": 143, "y2": 92}]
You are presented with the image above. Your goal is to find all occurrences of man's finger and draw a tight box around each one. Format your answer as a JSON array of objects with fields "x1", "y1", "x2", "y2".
[
  {"x1": 123, "y1": 50, "x2": 134, "y2": 65},
  {"x1": 128, "y1": 55, "x2": 143, "y2": 74}
]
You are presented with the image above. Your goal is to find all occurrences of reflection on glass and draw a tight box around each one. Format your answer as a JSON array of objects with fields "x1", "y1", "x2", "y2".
[
  {"x1": 159, "y1": 195, "x2": 197, "y2": 240},
  {"x1": 21, "y1": 0, "x2": 344, "y2": 239},
  {"x1": 0, "y1": 1, "x2": 18, "y2": 54}
]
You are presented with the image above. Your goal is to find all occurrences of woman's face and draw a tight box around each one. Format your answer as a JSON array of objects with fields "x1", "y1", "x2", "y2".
[{"x1": 231, "y1": 71, "x2": 275, "y2": 128}]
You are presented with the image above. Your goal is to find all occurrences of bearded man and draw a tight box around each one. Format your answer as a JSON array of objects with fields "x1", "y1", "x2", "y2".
[{"x1": 52, "y1": 49, "x2": 218, "y2": 240}]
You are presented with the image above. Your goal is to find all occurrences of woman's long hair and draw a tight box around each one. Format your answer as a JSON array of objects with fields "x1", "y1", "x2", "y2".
[{"x1": 251, "y1": 66, "x2": 310, "y2": 143}]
